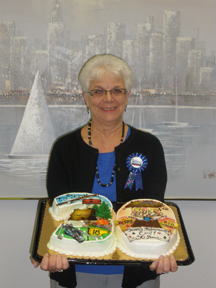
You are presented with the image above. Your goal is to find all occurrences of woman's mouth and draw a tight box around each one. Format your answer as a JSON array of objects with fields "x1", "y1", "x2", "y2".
[{"x1": 101, "y1": 107, "x2": 116, "y2": 111}]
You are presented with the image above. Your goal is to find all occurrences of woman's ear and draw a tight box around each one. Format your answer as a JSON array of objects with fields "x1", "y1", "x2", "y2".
[
  {"x1": 83, "y1": 92, "x2": 89, "y2": 107},
  {"x1": 126, "y1": 92, "x2": 131, "y2": 105}
]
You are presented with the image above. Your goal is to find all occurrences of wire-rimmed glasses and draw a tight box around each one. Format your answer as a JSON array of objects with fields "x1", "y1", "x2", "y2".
[{"x1": 87, "y1": 88, "x2": 127, "y2": 97}]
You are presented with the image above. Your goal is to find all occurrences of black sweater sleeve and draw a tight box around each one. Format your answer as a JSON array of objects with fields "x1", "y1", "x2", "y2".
[
  {"x1": 144, "y1": 133, "x2": 167, "y2": 202},
  {"x1": 46, "y1": 139, "x2": 72, "y2": 199}
]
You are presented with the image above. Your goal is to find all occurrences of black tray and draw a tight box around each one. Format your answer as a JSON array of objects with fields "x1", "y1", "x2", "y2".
[{"x1": 31, "y1": 199, "x2": 195, "y2": 266}]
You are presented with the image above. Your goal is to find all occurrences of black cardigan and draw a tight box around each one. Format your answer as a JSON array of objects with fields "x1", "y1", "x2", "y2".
[{"x1": 47, "y1": 125, "x2": 167, "y2": 288}]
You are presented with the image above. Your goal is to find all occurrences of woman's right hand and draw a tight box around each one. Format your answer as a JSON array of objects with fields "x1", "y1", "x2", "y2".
[{"x1": 32, "y1": 253, "x2": 69, "y2": 273}]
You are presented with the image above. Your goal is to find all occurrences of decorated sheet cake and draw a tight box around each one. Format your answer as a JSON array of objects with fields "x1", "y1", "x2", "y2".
[
  {"x1": 47, "y1": 193, "x2": 117, "y2": 257},
  {"x1": 47, "y1": 194, "x2": 180, "y2": 260},
  {"x1": 115, "y1": 199, "x2": 180, "y2": 259}
]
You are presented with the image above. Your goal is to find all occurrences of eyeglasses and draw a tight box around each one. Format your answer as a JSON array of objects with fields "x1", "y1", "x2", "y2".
[{"x1": 87, "y1": 88, "x2": 127, "y2": 97}]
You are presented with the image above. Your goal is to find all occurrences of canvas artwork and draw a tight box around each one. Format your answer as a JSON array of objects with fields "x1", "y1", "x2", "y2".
[{"x1": 0, "y1": 0, "x2": 215, "y2": 198}]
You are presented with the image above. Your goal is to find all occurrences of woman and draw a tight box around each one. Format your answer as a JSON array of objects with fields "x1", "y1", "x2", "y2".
[{"x1": 32, "y1": 54, "x2": 177, "y2": 287}]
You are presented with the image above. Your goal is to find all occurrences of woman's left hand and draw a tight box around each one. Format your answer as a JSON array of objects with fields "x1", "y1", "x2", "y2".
[{"x1": 149, "y1": 255, "x2": 178, "y2": 274}]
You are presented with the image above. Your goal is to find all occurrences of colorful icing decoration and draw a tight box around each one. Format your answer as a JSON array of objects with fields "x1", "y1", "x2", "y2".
[
  {"x1": 116, "y1": 199, "x2": 180, "y2": 259},
  {"x1": 93, "y1": 202, "x2": 112, "y2": 219},
  {"x1": 47, "y1": 193, "x2": 116, "y2": 257},
  {"x1": 48, "y1": 194, "x2": 180, "y2": 259}
]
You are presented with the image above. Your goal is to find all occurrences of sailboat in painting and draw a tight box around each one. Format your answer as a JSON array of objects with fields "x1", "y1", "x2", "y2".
[
  {"x1": 130, "y1": 106, "x2": 153, "y2": 133},
  {"x1": 137, "y1": 106, "x2": 153, "y2": 133},
  {"x1": 8, "y1": 71, "x2": 56, "y2": 159},
  {"x1": 164, "y1": 78, "x2": 188, "y2": 127},
  {"x1": 131, "y1": 94, "x2": 153, "y2": 133}
]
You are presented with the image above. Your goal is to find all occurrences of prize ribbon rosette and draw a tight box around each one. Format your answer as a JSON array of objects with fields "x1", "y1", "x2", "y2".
[{"x1": 124, "y1": 153, "x2": 148, "y2": 191}]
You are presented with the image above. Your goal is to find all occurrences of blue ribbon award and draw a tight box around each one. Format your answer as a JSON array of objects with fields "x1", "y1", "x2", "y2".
[{"x1": 124, "y1": 153, "x2": 148, "y2": 191}]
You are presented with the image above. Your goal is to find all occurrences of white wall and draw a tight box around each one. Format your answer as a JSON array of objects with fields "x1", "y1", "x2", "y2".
[
  {"x1": 0, "y1": 199, "x2": 215, "y2": 288},
  {"x1": 161, "y1": 200, "x2": 216, "y2": 288},
  {"x1": 0, "y1": 200, "x2": 49, "y2": 288}
]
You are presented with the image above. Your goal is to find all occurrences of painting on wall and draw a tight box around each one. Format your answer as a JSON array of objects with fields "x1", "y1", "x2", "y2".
[{"x1": 0, "y1": 0, "x2": 215, "y2": 198}]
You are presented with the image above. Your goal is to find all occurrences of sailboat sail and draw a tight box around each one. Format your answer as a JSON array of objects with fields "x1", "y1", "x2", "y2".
[
  {"x1": 163, "y1": 92, "x2": 188, "y2": 127},
  {"x1": 8, "y1": 71, "x2": 56, "y2": 158},
  {"x1": 130, "y1": 94, "x2": 152, "y2": 133},
  {"x1": 164, "y1": 63, "x2": 188, "y2": 127}
]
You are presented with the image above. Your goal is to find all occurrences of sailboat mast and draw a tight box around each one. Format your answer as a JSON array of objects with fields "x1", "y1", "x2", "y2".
[{"x1": 175, "y1": 79, "x2": 178, "y2": 123}]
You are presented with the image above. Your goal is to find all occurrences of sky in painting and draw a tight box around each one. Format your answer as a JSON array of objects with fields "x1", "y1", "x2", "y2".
[{"x1": 0, "y1": 0, "x2": 215, "y2": 55}]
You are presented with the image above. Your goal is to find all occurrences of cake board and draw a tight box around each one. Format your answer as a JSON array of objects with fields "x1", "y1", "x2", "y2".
[{"x1": 31, "y1": 199, "x2": 195, "y2": 266}]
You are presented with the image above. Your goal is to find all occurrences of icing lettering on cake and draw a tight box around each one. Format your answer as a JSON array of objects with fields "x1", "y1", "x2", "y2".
[
  {"x1": 115, "y1": 199, "x2": 180, "y2": 259},
  {"x1": 48, "y1": 194, "x2": 180, "y2": 260}
]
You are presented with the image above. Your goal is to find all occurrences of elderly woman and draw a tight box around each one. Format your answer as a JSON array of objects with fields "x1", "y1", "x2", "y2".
[{"x1": 32, "y1": 54, "x2": 177, "y2": 288}]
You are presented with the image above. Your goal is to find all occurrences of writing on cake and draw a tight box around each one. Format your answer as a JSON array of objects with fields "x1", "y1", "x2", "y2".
[{"x1": 47, "y1": 194, "x2": 180, "y2": 260}]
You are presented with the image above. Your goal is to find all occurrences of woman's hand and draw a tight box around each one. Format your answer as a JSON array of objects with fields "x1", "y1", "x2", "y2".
[
  {"x1": 32, "y1": 253, "x2": 69, "y2": 273},
  {"x1": 149, "y1": 255, "x2": 178, "y2": 274}
]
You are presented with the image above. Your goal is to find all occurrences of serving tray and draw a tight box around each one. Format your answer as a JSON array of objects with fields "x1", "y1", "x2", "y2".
[{"x1": 31, "y1": 199, "x2": 195, "y2": 266}]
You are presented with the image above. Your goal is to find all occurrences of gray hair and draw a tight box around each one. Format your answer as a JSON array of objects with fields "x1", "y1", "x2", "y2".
[{"x1": 78, "y1": 54, "x2": 134, "y2": 93}]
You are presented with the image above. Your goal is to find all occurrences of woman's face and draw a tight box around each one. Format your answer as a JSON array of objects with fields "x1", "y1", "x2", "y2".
[{"x1": 83, "y1": 73, "x2": 130, "y2": 126}]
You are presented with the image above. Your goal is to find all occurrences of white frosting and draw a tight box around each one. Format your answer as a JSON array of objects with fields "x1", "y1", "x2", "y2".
[
  {"x1": 48, "y1": 193, "x2": 115, "y2": 257},
  {"x1": 116, "y1": 199, "x2": 180, "y2": 259},
  {"x1": 48, "y1": 195, "x2": 180, "y2": 259},
  {"x1": 116, "y1": 226, "x2": 180, "y2": 259},
  {"x1": 47, "y1": 220, "x2": 117, "y2": 257}
]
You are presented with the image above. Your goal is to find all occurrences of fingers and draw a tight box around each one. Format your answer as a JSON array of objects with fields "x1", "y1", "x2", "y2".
[
  {"x1": 149, "y1": 259, "x2": 158, "y2": 272},
  {"x1": 48, "y1": 254, "x2": 59, "y2": 272},
  {"x1": 161, "y1": 256, "x2": 171, "y2": 273},
  {"x1": 149, "y1": 255, "x2": 178, "y2": 275},
  {"x1": 40, "y1": 253, "x2": 69, "y2": 272},
  {"x1": 170, "y1": 255, "x2": 178, "y2": 272},
  {"x1": 32, "y1": 259, "x2": 40, "y2": 268},
  {"x1": 61, "y1": 254, "x2": 70, "y2": 270},
  {"x1": 156, "y1": 256, "x2": 169, "y2": 274},
  {"x1": 40, "y1": 253, "x2": 50, "y2": 271}
]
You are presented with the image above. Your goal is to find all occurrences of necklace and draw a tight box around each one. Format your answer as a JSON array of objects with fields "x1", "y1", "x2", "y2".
[{"x1": 87, "y1": 119, "x2": 125, "y2": 187}]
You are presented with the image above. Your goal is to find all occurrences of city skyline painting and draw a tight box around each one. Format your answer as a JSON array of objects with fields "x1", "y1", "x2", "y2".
[
  {"x1": 0, "y1": 0, "x2": 215, "y2": 95},
  {"x1": 0, "y1": 0, "x2": 215, "y2": 198}
]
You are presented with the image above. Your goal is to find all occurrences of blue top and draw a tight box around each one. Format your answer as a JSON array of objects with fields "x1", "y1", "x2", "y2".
[{"x1": 75, "y1": 127, "x2": 130, "y2": 275}]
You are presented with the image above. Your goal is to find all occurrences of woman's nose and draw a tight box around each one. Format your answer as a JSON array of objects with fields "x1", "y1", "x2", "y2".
[{"x1": 104, "y1": 90, "x2": 113, "y2": 101}]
